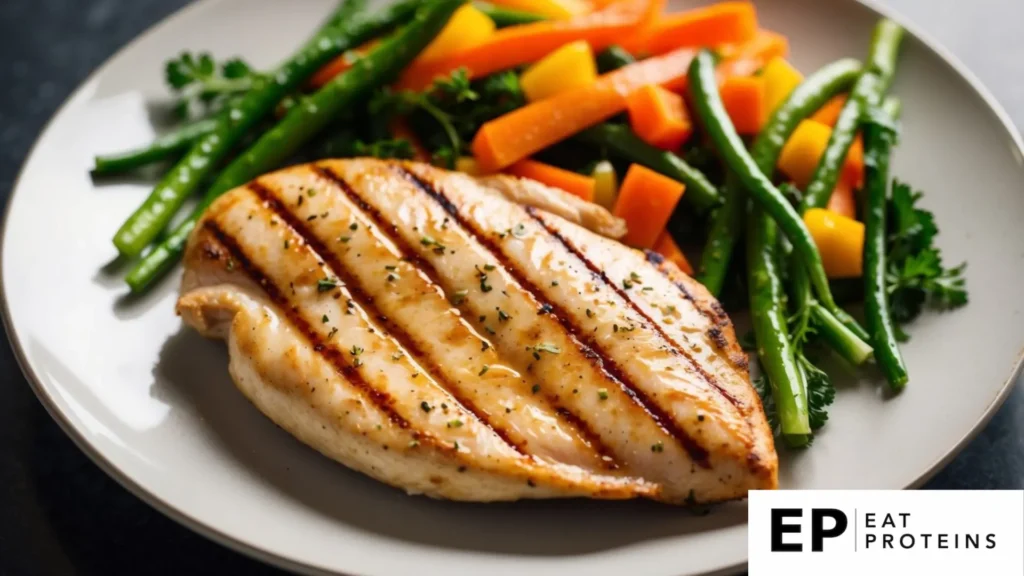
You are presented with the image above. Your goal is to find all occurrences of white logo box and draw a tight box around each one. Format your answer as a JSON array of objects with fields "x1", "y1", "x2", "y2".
[{"x1": 749, "y1": 490, "x2": 1023, "y2": 574}]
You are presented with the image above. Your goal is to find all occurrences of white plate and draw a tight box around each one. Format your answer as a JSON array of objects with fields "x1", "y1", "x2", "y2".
[{"x1": 3, "y1": 0, "x2": 1022, "y2": 574}]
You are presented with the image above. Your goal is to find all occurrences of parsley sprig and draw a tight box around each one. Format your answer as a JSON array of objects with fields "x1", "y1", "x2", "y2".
[
  {"x1": 369, "y1": 68, "x2": 525, "y2": 167},
  {"x1": 885, "y1": 181, "x2": 968, "y2": 334},
  {"x1": 165, "y1": 52, "x2": 259, "y2": 119}
]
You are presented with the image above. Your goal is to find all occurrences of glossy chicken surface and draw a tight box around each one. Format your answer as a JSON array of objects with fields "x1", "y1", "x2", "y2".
[{"x1": 177, "y1": 158, "x2": 777, "y2": 503}]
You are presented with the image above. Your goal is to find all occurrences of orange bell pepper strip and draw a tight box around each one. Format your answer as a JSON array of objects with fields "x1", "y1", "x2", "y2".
[
  {"x1": 397, "y1": 0, "x2": 663, "y2": 90},
  {"x1": 619, "y1": 1, "x2": 758, "y2": 56},
  {"x1": 811, "y1": 95, "x2": 846, "y2": 126},
  {"x1": 626, "y1": 84, "x2": 693, "y2": 150},
  {"x1": 652, "y1": 232, "x2": 694, "y2": 275},
  {"x1": 506, "y1": 159, "x2": 596, "y2": 202},
  {"x1": 612, "y1": 164, "x2": 685, "y2": 249},
  {"x1": 486, "y1": 0, "x2": 593, "y2": 18},
  {"x1": 825, "y1": 177, "x2": 857, "y2": 219},
  {"x1": 472, "y1": 47, "x2": 696, "y2": 171},
  {"x1": 719, "y1": 74, "x2": 766, "y2": 135}
]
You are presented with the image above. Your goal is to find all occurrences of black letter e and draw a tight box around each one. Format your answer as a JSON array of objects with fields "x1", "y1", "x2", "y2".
[{"x1": 771, "y1": 508, "x2": 803, "y2": 552}]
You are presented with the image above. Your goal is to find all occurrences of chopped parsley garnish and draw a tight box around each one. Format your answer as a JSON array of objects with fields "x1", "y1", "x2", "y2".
[
  {"x1": 317, "y1": 278, "x2": 338, "y2": 292},
  {"x1": 512, "y1": 223, "x2": 528, "y2": 238},
  {"x1": 597, "y1": 388, "x2": 608, "y2": 400},
  {"x1": 478, "y1": 365, "x2": 489, "y2": 376},
  {"x1": 420, "y1": 401, "x2": 432, "y2": 413},
  {"x1": 447, "y1": 419, "x2": 463, "y2": 428},
  {"x1": 321, "y1": 314, "x2": 329, "y2": 323},
  {"x1": 526, "y1": 342, "x2": 561, "y2": 360},
  {"x1": 651, "y1": 442, "x2": 664, "y2": 453},
  {"x1": 531, "y1": 384, "x2": 541, "y2": 394},
  {"x1": 349, "y1": 222, "x2": 358, "y2": 231}
]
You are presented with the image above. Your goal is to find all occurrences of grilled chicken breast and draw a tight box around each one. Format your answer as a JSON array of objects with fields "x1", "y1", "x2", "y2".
[{"x1": 177, "y1": 158, "x2": 777, "y2": 503}]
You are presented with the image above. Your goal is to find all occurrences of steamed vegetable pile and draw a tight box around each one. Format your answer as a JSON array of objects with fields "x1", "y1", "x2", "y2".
[{"x1": 94, "y1": 0, "x2": 968, "y2": 448}]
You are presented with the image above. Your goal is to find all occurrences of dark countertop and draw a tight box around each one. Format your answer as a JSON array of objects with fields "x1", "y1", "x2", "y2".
[{"x1": 0, "y1": 1, "x2": 1021, "y2": 575}]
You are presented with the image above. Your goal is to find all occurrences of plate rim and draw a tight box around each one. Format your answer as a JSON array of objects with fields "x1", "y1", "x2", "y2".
[{"x1": 1, "y1": 0, "x2": 1021, "y2": 575}]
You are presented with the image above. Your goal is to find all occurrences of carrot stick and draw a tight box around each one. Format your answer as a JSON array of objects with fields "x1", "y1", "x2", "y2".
[
  {"x1": 620, "y1": 1, "x2": 758, "y2": 55},
  {"x1": 612, "y1": 164, "x2": 685, "y2": 248},
  {"x1": 653, "y1": 232, "x2": 694, "y2": 275},
  {"x1": 825, "y1": 177, "x2": 856, "y2": 219},
  {"x1": 719, "y1": 74, "x2": 766, "y2": 135},
  {"x1": 397, "y1": 0, "x2": 663, "y2": 90},
  {"x1": 309, "y1": 40, "x2": 378, "y2": 89},
  {"x1": 626, "y1": 84, "x2": 693, "y2": 150},
  {"x1": 472, "y1": 47, "x2": 696, "y2": 171},
  {"x1": 506, "y1": 159, "x2": 596, "y2": 201},
  {"x1": 717, "y1": 28, "x2": 788, "y2": 62},
  {"x1": 811, "y1": 94, "x2": 846, "y2": 127}
]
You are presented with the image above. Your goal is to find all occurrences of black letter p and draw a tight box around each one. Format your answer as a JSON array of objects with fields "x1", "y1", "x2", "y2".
[{"x1": 811, "y1": 508, "x2": 848, "y2": 552}]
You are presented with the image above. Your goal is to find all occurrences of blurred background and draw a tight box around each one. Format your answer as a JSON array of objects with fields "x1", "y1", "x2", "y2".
[{"x1": 0, "y1": 0, "x2": 1021, "y2": 574}]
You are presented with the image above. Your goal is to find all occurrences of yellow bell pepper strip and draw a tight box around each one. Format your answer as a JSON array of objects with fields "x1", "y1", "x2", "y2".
[
  {"x1": 591, "y1": 159, "x2": 618, "y2": 209},
  {"x1": 455, "y1": 156, "x2": 484, "y2": 175},
  {"x1": 777, "y1": 119, "x2": 863, "y2": 188},
  {"x1": 519, "y1": 40, "x2": 597, "y2": 101},
  {"x1": 416, "y1": 4, "x2": 496, "y2": 62},
  {"x1": 804, "y1": 208, "x2": 864, "y2": 278},
  {"x1": 761, "y1": 57, "x2": 803, "y2": 114},
  {"x1": 485, "y1": 0, "x2": 592, "y2": 19}
]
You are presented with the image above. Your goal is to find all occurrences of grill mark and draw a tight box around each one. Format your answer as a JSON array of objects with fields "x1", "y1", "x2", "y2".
[
  {"x1": 529, "y1": 209, "x2": 741, "y2": 411},
  {"x1": 203, "y1": 219, "x2": 417, "y2": 436},
  {"x1": 313, "y1": 164, "x2": 621, "y2": 470},
  {"x1": 395, "y1": 164, "x2": 710, "y2": 468},
  {"x1": 646, "y1": 251, "x2": 747, "y2": 369},
  {"x1": 246, "y1": 178, "x2": 527, "y2": 457}
]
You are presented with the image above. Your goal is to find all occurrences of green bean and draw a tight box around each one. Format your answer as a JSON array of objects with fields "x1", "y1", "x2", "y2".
[
  {"x1": 697, "y1": 58, "x2": 863, "y2": 296},
  {"x1": 125, "y1": 0, "x2": 466, "y2": 293},
  {"x1": 747, "y1": 203, "x2": 811, "y2": 446},
  {"x1": 112, "y1": 0, "x2": 415, "y2": 258},
  {"x1": 696, "y1": 173, "x2": 743, "y2": 295},
  {"x1": 595, "y1": 45, "x2": 636, "y2": 73},
  {"x1": 323, "y1": 0, "x2": 369, "y2": 28},
  {"x1": 687, "y1": 50, "x2": 848, "y2": 322},
  {"x1": 863, "y1": 96, "x2": 907, "y2": 389},
  {"x1": 92, "y1": 118, "x2": 219, "y2": 176},
  {"x1": 576, "y1": 123, "x2": 721, "y2": 212},
  {"x1": 801, "y1": 19, "x2": 903, "y2": 211},
  {"x1": 473, "y1": 2, "x2": 547, "y2": 27}
]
